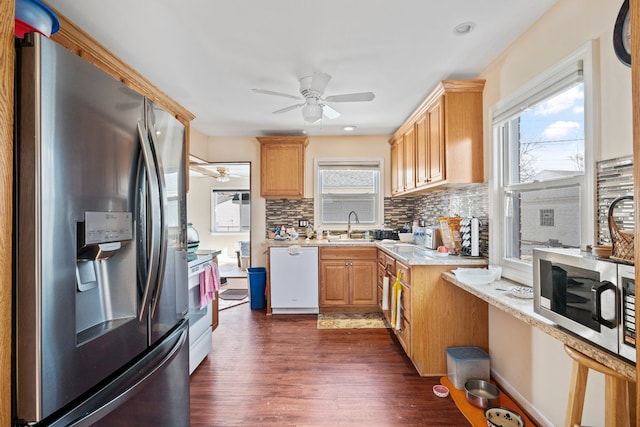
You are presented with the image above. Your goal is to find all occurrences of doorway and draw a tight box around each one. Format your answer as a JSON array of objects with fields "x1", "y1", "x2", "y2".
[{"x1": 187, "y1": 161, "x2": 251, "y2": 309}]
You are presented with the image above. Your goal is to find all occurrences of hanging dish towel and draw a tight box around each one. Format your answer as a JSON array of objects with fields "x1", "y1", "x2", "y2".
[
  {"x1": 382, "y1": 276, "x2": 389, "y2": 311},
  {"x1": 200, "y1": 262, "x2": 221, "y2": 308}
]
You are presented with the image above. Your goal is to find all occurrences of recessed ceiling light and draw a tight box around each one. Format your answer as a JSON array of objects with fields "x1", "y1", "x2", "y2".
[
  {"x1": 343, "y1": 125, "x2": 357, "y2": 132},
  {"x1": 454, "y1": 22, "x2": 475, "y2": 35}
]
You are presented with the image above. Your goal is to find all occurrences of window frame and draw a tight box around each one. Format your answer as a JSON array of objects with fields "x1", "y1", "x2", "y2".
[
  {"x1": 314, "y1": 158, "x2": 384, "y2": 231},
  {"x1": 490, "y1": 41, "x2": 598, "y2": 285}
]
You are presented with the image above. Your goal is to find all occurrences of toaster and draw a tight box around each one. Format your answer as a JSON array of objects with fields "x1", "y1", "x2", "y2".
[{"x1": 424, "y1": 227, "x2": 442, "y2": 249}]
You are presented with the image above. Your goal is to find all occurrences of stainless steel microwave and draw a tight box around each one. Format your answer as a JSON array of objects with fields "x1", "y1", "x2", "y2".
[{"x1": 533, "y1": 248, "x2": 635, "y2": 363}]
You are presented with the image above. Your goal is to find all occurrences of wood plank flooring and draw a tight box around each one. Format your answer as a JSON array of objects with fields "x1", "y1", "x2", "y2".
[{"x1": 189, "y1": 307, "x2": 470, "y2": 426}]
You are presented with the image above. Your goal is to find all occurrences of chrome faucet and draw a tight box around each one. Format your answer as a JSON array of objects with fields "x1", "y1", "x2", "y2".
[{"x1": 347, "y1": 210, "x2": 359, "y2": 239}]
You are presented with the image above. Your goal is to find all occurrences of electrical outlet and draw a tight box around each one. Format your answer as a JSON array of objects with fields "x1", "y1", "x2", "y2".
[{"x1": 298, "y1": 219, "x2": 308, "y2": 227}]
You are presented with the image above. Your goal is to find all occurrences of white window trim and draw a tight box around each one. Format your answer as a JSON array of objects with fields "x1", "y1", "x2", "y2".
[
  {"x1": 314, "y1": 157, "x2": 384, "y2": 231},
  {"x1": 489, "y1": 41, "x2": 599, "y2": 286}
]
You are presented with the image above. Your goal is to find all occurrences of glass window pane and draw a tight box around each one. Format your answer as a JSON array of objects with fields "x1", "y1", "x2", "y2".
[
  {"x1": 317, "y1": 163, "x2": 380, "y2": 227},
  {"x1": 509, "y1": 82, "x2": 585, "y2": 185},
  {"x1": 505, "y1": 186, "x2": 581, "y2": 262},
  {"x1": 211, "y1": 191, "x2": 250, "y2": 232}
]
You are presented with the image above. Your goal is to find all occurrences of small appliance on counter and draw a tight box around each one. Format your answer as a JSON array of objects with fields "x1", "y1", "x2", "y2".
[
  {"x1": 372, "y1": 229, "x2": 399, "y2": 240},
  {"x1": 424, "y1": 226, "x2": 442, "y2": 250}
]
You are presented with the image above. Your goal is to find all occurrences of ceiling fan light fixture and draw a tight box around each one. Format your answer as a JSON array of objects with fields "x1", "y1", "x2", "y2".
[
  {"x1": 343, "y1": 125, "x2": 357, "y2": 132},
  {"x1": 302, "y1": 101, "x2": 323, "y2": 123},
  {"x1": 216, "y1": 175, "x2": 230, "y2": 183}
]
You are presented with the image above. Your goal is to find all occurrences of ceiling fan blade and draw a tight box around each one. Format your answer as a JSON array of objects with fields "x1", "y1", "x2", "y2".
[
  {"x1": 251, "y1": 88, "x2": 301, "y2": 100},
  {"x1": 272, "y1": 103, "x2": 305, "y2": 114},
  {"x1": 310, "y1": 72, "x2": 332, "y2": 95},
  {"x1": 321, "y1": 104, "x2": 341, "y2": 119},
  {"x1": 324, "y1": 92, "x2": 375, "y2": 103}
]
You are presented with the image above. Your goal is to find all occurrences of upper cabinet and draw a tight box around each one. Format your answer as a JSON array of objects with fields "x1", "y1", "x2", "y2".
[
  {"x1": 257, "y1": 136, "x2": 309, "y2": 198},
  {"x1": 390, "y1": 80, "x2": 485, "y2": 196}
]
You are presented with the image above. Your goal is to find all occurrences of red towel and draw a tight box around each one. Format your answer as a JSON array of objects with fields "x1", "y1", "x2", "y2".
[{"x1": 199, "y1": 263, "x2": 221, "y2": 308}]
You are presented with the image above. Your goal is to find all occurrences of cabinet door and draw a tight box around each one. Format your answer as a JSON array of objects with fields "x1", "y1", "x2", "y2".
[
  {"x1": 319, "y1": 261, "x2": 350, "y2": 306},
  {"x1": 350, "y1": 260, "x2": 377, "y2": 305},
  {"x1": 258, "y1": 138, "x2": 306, "y2": 198},
  {"x1": 415, "y1": 114, "x2": 428, "y2": 186},
  {"x1": 390, "y1": 139, "x2": 403, "y2": 195},
  {"x1": 403, "y1": 128, "x2": 416, "y2": 191},
  {"x1": 427, "y1": 98, "x2": 444, "y2": 184}
]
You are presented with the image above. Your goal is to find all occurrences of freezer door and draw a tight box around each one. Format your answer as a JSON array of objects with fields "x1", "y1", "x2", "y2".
[
  {"x1": 46, "y1": 320, "x2": 190, "y2": 427},
  {"x1": 15, "y1": 35, "x2": 148, "y2": 422},
  {"x1": 145, "y1": 100, "x2": 189, "y2": 344}
]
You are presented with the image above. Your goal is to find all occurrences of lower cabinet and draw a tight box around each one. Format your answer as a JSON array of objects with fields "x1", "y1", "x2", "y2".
[
  {"x1": 320, "y1": 247, "x2": 377, "y2": 312},
  {"x1": 377, "y1": 249, "x2": 489, "y2": 376}
]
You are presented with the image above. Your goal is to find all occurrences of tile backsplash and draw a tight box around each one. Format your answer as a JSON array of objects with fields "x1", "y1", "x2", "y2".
[{"x1": 265, "y1": 183, "x2": 489, "y2": 249}]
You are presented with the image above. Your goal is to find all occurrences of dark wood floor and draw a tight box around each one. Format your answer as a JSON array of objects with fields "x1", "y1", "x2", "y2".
[{"x1": 189, "y1": 306, "x2": 470, "y2": 427}]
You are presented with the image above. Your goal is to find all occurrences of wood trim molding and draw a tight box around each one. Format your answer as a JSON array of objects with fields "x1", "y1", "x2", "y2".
[
  {"x1": 0, "y1": 0, "x2": 13, "y2": 425},
  {"x1": 632, "y1": 0, "x2": 640, "y2": 423},
  {"x1": 48, "y1": 5, "x2": 194, "y2": 125},
  {"x1": 391, "y1": 79, "x2": 486, "y2": 140}
]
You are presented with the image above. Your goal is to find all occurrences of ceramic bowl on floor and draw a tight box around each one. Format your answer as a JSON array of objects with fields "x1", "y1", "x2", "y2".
[{"x1": 485, "y1": 406, "x2": 525, "y2": 427}]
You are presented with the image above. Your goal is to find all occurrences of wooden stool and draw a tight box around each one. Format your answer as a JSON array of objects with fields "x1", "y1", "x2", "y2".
[{"x1": 564, "y1": 345, "x2": 636, "y2": 427}]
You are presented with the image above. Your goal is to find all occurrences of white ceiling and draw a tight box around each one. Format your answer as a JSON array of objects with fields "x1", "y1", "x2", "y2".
[{"x1": 46, "y1": 0, "x2": 559, "y2": 137}]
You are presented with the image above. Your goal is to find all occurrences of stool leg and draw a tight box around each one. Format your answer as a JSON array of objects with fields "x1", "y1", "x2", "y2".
[
  {"x1": 605, "y1": 376, "x2": 630, "y2": 427},
  {"x1": 628, "y1": 381, "x2": 637, "y2": 427},
  {"x1": 565, "y1": 360, "x2": 589, "y2": 427}
]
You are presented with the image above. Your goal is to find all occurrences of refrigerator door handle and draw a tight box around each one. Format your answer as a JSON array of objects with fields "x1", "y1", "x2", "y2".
[
  {"x1": 47, "y1": 321, "x2": 189, "y2": 427},
  {"x1": 136, "y1": 121, "x2": 162, "y2": 322},
  {"x1": 148, "y1": 124, "x2": 169, "y2": 319}
]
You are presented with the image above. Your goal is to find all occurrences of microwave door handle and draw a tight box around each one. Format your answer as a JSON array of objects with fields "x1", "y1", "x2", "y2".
[
  {"x1": 148, "y1": 126, "x2": 168, "y2": 318},
  {"x1": 591, "y1": 280, "x2": 619, "y2": 329},
  {"x1": 137, "y1": 121, "x2": 162, "y2": 322}
]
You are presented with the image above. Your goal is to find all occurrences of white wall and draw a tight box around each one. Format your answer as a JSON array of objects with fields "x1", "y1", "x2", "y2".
[
  {"x1": 478, "y1": 0, "x2": 631, "y2": 425},
  {"x1": 191, "y1": 135, "x2": 390, "y2": 268}
]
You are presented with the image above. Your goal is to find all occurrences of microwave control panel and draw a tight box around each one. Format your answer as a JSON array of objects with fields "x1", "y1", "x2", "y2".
[{"x1": 621, "y1": 275, "x2": 636, "y2": 350}]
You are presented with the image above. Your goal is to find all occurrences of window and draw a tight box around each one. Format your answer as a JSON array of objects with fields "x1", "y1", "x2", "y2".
[
  {"x1": 211, "y1": 191, "x2": 250, "y2": 233},
  {"x1": 314, "y1": 159, "x2": 383, "y2": 229},
  {"x1": 491, "y1": 42, "x2": 596, "y2": 284}
]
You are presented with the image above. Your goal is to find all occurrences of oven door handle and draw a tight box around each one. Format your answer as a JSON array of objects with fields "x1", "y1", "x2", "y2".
[{"x1": 591, "y1": 280, "x2": 619, "y2": 329}]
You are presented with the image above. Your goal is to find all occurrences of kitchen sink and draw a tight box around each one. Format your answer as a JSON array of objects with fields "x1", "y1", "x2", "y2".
[{"x1": 386, "y1": 243, "x2": 433, "y2": 260}]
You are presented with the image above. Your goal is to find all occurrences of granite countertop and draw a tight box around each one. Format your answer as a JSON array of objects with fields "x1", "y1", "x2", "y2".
[
  {"x1": 442, "y1": 272, "x2": 636, "y2": 381},
  {"x1": 264, "y1": 238, "x2": 488, "y2": 266}
]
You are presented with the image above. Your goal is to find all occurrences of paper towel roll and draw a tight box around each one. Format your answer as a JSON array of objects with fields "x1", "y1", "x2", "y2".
[
  {"x1": 395, "y1": 288, "x2": 402, "y2": 330},
  {"x1": 382, "y1": 276, "x2": 389, "y2": 310}
]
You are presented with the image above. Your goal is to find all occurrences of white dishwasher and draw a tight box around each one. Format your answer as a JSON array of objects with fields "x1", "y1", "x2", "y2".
[{"x1": 269, "y1": 246, "x2": 319, "y2": 314}]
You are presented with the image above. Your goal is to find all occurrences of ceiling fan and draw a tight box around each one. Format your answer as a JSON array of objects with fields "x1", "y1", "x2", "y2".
[
  {"x1": 189, "y1": 165, "x2": 240, "y2": 182},
  {"x1": 252, "y1": 72, "x2": 375, "y2": 123}
]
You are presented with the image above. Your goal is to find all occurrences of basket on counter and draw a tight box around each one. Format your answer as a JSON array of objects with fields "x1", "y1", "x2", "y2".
[{"x1": 607, "y1": 195, "x2": 635, "y2": 264}]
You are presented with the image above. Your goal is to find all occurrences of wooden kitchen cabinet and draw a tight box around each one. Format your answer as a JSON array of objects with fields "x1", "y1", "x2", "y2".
[
  {"x1": 403, "y1": 128, "x2": 416, "y2": 191},
  {"x1": 390, "y1": 137, "x2": 403, "y2": 195},
  {"x1": 378, "y1": 249, "x2": 489, "y2": 376},
  {"x1": 257, "y1": 136, "x2": 308, "y2": 198},
  {"x1": 320, "y1": 247, "x2": 377, "y2": 312},
  {"x1": 390, "y1": 80, "x2": 485, "y2": 195},
  {"x1": 415, "y1": 98, "x2": 445, "y2": 186}
]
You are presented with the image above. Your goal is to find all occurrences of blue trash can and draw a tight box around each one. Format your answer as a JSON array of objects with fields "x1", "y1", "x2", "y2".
[{"x1": 247, "y1": 267, "x2": 266, "y2": 310}]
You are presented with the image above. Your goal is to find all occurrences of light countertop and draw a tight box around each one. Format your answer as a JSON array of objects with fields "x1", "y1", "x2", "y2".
[
  {"x1": 442, "y1": 272, "x2": 636, "y2": 381},
  {"x1": 264, "y1": 238, "x2": 488, "y2": 266}
]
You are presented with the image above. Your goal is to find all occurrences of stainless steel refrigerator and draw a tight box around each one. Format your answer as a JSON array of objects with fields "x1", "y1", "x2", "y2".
[{"x1": 14, "y1": 33, "x2": 190, "y2": 426}]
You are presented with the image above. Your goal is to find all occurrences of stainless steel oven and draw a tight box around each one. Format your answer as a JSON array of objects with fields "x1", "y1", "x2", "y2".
[{"x1": 533, "y1": 248, "x2": 635, "y2": 363}]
